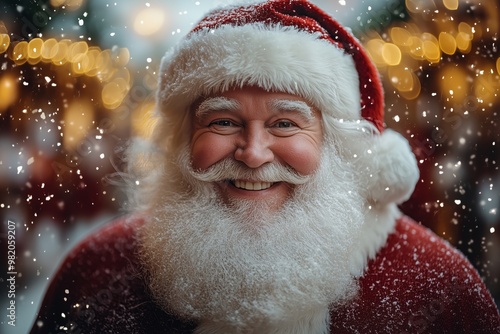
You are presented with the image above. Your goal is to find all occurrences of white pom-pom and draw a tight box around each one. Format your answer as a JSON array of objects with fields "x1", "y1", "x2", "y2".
[{"x1": 359, "y1": 130, "x2": 419, "y2": 206}]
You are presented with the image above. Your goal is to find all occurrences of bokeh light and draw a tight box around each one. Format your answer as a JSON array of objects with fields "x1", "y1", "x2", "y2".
[
  {"x1": 0, "y1": 1, "x2": 499, "y2": 333},
  {"x1": 134, "y1": 8, "x2": 166, "y2": 36}
]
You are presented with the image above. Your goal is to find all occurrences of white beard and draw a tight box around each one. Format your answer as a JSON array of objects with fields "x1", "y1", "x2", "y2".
[{"x1": 139, "y1": 144, "x2": 365, "y2": 334}]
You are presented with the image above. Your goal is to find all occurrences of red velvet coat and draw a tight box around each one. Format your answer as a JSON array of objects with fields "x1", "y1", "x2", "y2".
[{"x1": 31, "y1": 216, "x2": 500, "y2": 334}]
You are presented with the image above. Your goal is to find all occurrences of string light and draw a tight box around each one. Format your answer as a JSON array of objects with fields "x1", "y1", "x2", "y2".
[
  {"x1": 1, "y1": 34, "x2": 131, "y2": 111},
  {"x1": 364, "y1": 2, "x2": 498, "y2": 103}
]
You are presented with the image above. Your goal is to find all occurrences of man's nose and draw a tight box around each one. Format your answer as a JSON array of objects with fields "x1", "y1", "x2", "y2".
[{"x1": 234, "y1": 125, "x2": 274, "y2": 168}]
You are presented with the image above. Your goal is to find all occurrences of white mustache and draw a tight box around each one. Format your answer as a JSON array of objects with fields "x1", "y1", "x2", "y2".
[{"x1": 187, "y1": 157, "x2": 312, "y2": 185}]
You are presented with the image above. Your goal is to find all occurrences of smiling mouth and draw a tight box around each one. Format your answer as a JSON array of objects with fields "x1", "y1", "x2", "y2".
[{"x1": 232, "y1": 180, "x2": 274, "y2": 191}]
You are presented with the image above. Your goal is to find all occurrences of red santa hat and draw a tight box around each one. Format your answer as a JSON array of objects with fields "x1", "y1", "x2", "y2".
[{"x1": 156, "y1": 0, "x2": 419, "y2": 206}]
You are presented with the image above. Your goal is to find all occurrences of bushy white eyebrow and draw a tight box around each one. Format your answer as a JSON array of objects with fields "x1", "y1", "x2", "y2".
[
  {"x1": 268, "y1": 99, "x2": 314, "y2": 120},
  {"x1": 195, "y1": 97, "x2": 240, "y2": 118}
]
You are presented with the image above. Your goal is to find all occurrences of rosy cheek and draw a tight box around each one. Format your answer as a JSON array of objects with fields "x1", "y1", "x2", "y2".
[
  {"x1": 190, "y1": 147, "x2": 208, "y2": 170},
  {"x1": 191, "y1": 135, "x2": 233, "y2": 170},
  {"x1": 277, "y1": 140, "x2": 322, "y2": 175}
]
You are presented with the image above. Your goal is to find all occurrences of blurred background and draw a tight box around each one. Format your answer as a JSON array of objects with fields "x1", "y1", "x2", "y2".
[{"x1": 0, "y1": 0, "x2": 498, "y2": 333}]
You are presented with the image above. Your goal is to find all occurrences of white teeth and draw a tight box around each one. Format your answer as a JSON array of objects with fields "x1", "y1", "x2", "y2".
[{"x1": 234, "y1": 180, "x2": 273, "y2": 190}]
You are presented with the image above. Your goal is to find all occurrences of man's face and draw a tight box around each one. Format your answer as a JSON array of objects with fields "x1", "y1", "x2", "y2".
[
  {"x1": 190, "y1": 86, "x2": 324, "y2": 210},
  {"x1": 143, "y1": 88, "x2": 364, "y2": 328}
]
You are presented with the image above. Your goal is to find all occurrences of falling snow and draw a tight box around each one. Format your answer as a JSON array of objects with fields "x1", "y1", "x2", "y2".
[{"x1": 0, "y1": 1, "x2": 499, "y2": 333}]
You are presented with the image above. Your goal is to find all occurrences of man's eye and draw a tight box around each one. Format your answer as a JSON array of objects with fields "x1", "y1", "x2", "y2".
[
  {"x1": 274, "y1": 120, "x2": 296, "y2": 128},
  {"x1": 207, "y1": 119, "x2": 240, "y2": 134},
  {"x1": 210, "y1": 120, "x2": 235, "y2": 127}
]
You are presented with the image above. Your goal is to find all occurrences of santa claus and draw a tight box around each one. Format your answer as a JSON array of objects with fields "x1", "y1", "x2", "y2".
[{"x1": 32, "y1": 1, "x2": 500, "y2": 333}]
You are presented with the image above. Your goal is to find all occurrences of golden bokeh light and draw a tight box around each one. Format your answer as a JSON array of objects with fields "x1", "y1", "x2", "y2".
[
  {"x1": 68, "y1": 41, "x2": 88, "y2": 63},
  {"x1": 62, "y1": 99, "x2": 95, "y2": 150},
  {"x1": 0, "y1": 33, "x2": 11, "y2": 54},
  {"x1": 84, "y1": 48, "x2": 103, "y2": 77},
  {"x1": 95, "y1": 50, "x2": 114, "y2": 81},
  {"x1": 405, "y1": 0, "x2": 422, "y2": 13},
  {"x1": 365, "y1": 38, "x2": 386, "y2": 66},
  {"x1": 456, "y1": 32, "x2": 472, "y2": 53},
  {"x1": 474, "y1": 71, "x2": 499, "y2": 106},
  {"x1": 382, "y1": 43, "x2": 402, "y2": 66},
  {"x1": 133, "y1": 8, "x2": 165, "y2": 36},
  {"x1": 390, "y1": 27, "x2": 413, "y2": 47},
  {"x1": 114, "y1": 48, "x2": 130, "y2": 67},
  {"x1": 438, "y1": 32, "x2": 457, "y2": 55},
  {"x1": 11, "y1": 41, "x2": 29, "y2": 65},
  {"x1": 458, "y1": 22, "x2": 473, "y2": 36},
  {"x1": 1, "y1": 34, "x2": 130, "y2": 85},
  {"x1": 52, "y1": 39, "x2": 71, "y2": 65},
  {"x1": 0, "y1": 25, "x2": 133, "y2": 121},
  {"x1": 50, "y1": 0, "x2": 84, "y2": 11},
  {"x1": 399, "y1": 79, "x2": 421, "y2": 100},
  {"x1": 0, "y1": 74, "x2": 19, "y2": 113},
  {"x1": 443, "y1": 0, "x2": 459, "y2": 10},
  {"x1": 27, "y1": 38, "x2": 44, "y2": 65},
  {"x1": 408, "y1": 36, "x2": 424, "y2": 60},
  {"x1": 389, "y1": 66, "x2": 421, "y2": 100},
  {"x1": 389, "y1": 66, "x2": 415, "y2": 92},
  {"x1": 421, "y1": 33, "x2": 440, "y2": 63},
  {"x1": 102, "y1": 77, "x2": 130, "y2": 109},
  {"x1": 50, "y1": 0, "x2": 66, "y2": 6},
  {"x1": 72, "y1": 54, "x2": 89, "y2": 74},
  {"x1": 28, "y1": 38, "x2": 44, "y2": 59},
  {"x1": 41, "y1": 38, "x2": 58, "y2": 62},
  {"x1": 456, "y1": 22, "x2": 473, "y2": 53},
  {"x1": 363, "y1": 1, "x2": 499, "y2": 105},
  {"x1": 439, "y1": 65, "x2": 469, "y2": 103}
]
